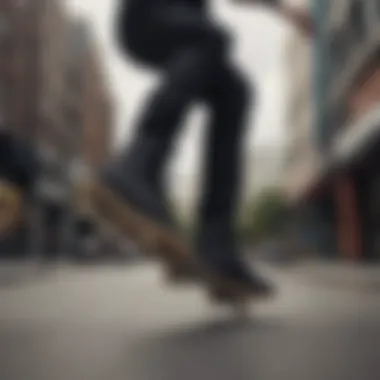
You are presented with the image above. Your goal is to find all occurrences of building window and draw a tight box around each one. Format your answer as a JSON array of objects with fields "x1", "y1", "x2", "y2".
[
  {"x1": 65, "y1": 104, "x2": 82, "y2": 132},
  {"x1": 0, "y1": 81, "x2": 9, "y2": 126},
  {"x1": 349, "y1": 1, "x2": 367, "y2": 41},
  {"x1": 329, "y1": 30, "x2": 349, "y2": 79},
  {"x1": 16, "y1": 0, "x2": 29, "y2": 7},
  {"x1": 0, "y1": 15, "x2": 10, "y2": 37},
  {"x1": 286, "y1": 143, "x2": 301, "y2": 168},
  {"x1": 0, "y1": 14, "x2": 12, "y2": 52},
  {"x1": 330, "y1": 101, "x2": 350, "y2": 136}
]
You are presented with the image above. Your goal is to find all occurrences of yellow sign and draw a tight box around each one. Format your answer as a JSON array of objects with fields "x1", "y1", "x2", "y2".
[
  {"x1": 74, "y1": 180, "x2": 94, "y2": 216},
  {"x1": 0, "y1": 181, "x2": 23, "y2": 235}
]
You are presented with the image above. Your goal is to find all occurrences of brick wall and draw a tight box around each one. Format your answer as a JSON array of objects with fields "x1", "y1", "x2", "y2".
[
  {"x1": 349, "y1": 65, "x2": 380, "y2": 121},
  {"x1": 0, "y1": 0, "x2": 35, "y2": 135},
  {"x1": 38, "y1": 0, "x2": 71, "y2": 159},
  {"x1": 335, "y1": 174, "x2": 362, "y2": 261},
  {"x1": 65, "y1": 19, "x2": 113, "y2": 175},
  {"x1": 0, "y1": 0, "x2": 70, "y2": 147},
  {"x1": 284, "y1": 25, "x2": 317, "y2": 203},
  {"x1": 82, "y1": 42, "x2": 112, "y2": 170}
]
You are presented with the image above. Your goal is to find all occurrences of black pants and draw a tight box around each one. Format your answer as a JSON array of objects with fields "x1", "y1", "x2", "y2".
[{"x1": 118, "y1": 3, "x2": 252, "y2": 227}]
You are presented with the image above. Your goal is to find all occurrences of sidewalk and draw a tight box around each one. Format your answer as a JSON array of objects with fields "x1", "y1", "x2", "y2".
[
  {"x1": 277, "y1": 259, "x2": 380, "y2": 293},
  {"x1": 0, "y1": 259, "x2": 41, "y2": 286}
]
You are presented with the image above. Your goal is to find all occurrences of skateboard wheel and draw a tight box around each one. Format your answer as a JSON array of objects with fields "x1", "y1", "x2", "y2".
[
  {"x1": 163, "y1": 262, "x2": 197, "y2": 284},
  {"x1": 232, "y1": 302, "x2": 250, "y2": 319},
  {"x1": 163, "y1": 265, "x2": 182, "y2": 284},
  {"x1": 207, "y1": 290, "x2": 250, "y2": 316},
  {"x1": 208, "y1": 286, "x2": 245, "y2": 303}
]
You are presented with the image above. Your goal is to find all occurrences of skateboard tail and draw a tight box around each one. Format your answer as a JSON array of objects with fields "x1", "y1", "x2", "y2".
[{"x1": 88, "y1": 180, "x2": 198, "y2": 280}]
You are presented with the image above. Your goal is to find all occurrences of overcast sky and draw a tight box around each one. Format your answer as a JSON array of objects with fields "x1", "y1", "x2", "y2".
[{"x1": 66, "y1": 0, "x2": 295, "y2": 179}]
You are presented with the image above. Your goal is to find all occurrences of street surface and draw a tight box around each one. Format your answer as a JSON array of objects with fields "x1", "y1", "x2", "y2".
[{"x1": 0, "y1": 261, "x2": 379, "y2": 380}]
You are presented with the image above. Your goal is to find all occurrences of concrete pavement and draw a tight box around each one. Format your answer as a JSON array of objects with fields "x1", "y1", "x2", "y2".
[
  {"x1": 274, "y1": 259, "x2": 380, "y2": 293},
  {"x1": 0, "y1": 262, "x2": 379, "y2": 380}
]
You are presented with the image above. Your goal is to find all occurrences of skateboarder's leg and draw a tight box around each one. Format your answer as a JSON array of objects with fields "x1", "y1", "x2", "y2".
[
  {"x1": 103, "y1": 4, "x2": 230, "y2": 218},
  {"x1": 117, "y1": 5, "x2": 231, "y2": 187},
  {"x1": 100, "y1": 42, "x2": 229, "y2": 229},
  {"x1": 93, "y1": 5, "x2": 230, "y2": 268},
  {"x1": 200, "y1": 65, "x2": 250, "y2": 226},
  {"x1": 197, "y1": 64, "x2": 273, "y2": 296}
]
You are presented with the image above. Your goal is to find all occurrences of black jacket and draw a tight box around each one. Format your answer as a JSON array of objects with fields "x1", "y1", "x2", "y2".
[
  {"x1": 121, "y1": 0, "x2": 205, "y2": 13},
  {"x1": 0, "y1": 131, "x2": 40, "y2": 191}
]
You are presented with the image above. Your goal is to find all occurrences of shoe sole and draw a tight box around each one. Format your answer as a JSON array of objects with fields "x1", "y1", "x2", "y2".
[
  {"x1": 88, "y1": 180, "x2": 200, "y2": 281},
  {"x1": 203, "y1": 269, "x2": 274, "y2": 304}
]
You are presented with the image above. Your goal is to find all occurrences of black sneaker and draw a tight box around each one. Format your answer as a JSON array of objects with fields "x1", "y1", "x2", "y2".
[{"x1": 196, "y1": 222, "x2": 274, "y2": 300}]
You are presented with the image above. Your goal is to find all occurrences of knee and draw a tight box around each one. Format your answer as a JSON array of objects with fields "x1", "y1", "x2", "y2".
[
  {"x1": 203, "y1": 28, "x2": 231, "y2": 60},
  {"x1": 229, "y1": 70, "x2": 253, "y2": 108}
]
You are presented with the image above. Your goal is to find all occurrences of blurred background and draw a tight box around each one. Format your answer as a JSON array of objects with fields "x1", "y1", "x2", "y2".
[
  {"x1": 1, "y1": 0, "x2": 380, "y2": 379},
  {"x1": 0, "y1": 0, "x2": 293, "y2": 262},
  {"x1": 1, "y1": 0, "x2": 380, "y2": 264}
]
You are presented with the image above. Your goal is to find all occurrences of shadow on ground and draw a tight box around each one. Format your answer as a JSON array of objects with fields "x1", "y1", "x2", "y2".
[{"x1": 125, "y1": 317, "x2": 285, "y2": 380}]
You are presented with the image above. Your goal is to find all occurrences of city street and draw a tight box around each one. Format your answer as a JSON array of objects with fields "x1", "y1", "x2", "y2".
[{"x1": 0, "y1": 261, "x2": 379, "y2": 380}]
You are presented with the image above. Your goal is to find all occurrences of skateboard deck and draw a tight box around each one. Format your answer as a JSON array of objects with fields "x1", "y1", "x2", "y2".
[
  {"x1": 88, "y1": 180, "x2": 271, "y2": 313},
  {"x1": 203, "y1": 271, "x2": 272, "y2": 316},
  {"x1": 88, "y1": 180, "x2": 199, "y2": 281}
]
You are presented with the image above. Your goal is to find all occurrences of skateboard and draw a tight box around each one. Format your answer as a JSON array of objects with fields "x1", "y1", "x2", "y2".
[
  {"x1": 202, "y1": 269, "x2": 272, "y2": 316},
  {"x1": 87, "y1": 180, "x2": 200, "y2": 281},
  {"x1": 87, "y1": 180, "x2": 271, "y2": 314}
]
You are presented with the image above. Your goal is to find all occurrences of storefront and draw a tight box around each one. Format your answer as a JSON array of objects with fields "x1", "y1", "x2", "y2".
[
  {"x1": 331, "y1": 105, "x2": 380, "y2": 261},
  {"x1": 352, "y1": 137, "x2": 380, "y2": 261},
  {"x1": 284, "y1": 150, "x2": 338, "y2": 257},
  {"x1": 365, "y1": 171, "x2": 380, "y2": 260},
  {"x1": 286, "y1": 105, "x2": 380, "y2": 261},
  {"x1": 0, "y1": 182, "x2": 30, "y2": 258},
  {"x1": 36, "y1": 176, "x2": 71, "y2": 259}
]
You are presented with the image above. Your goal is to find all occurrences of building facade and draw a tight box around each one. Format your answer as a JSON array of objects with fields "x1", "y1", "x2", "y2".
[
  {"x1": 302, "y1": 0, "x2": 380, "y2": 260},
  {"x1": 0, "y1": 0, "x2": 69, "y2": 255},
  {"x1": 284, "y1": 24, "x2": 318, "y2": 202},
  {"x1": 65, "y1": 19, "x2": 119, "y2": 258},
  {"x1": 36, "y1": 0, "x2": 73, "y2": 256},
  {"x1": 0, "y1": 0, "x2": 38, "y2": 136},
  {"x1": 0, "y1": 1, "x2": 117, "y2": 258},
  {"x1": 283, "y1": 13, "x2": 329, "y2": 253}
]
